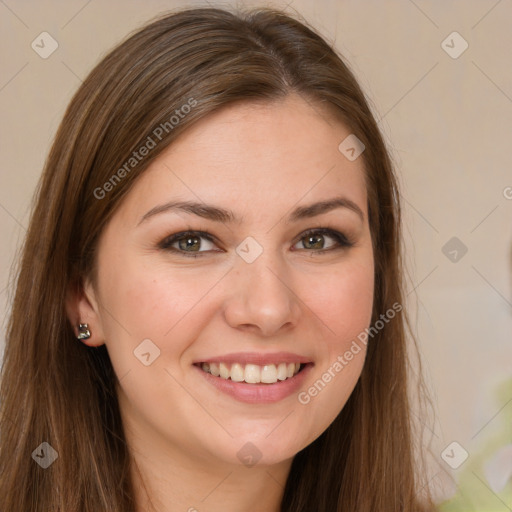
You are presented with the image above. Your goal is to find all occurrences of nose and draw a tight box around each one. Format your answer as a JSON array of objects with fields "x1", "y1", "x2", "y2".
[{"x1": 222, "y1": 250, "x2": 301, "y2": 337}]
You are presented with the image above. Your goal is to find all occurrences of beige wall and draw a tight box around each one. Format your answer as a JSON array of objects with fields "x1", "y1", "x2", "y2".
[{"x1": 1, "y1": 0, "x2": 511, "y2": 505}]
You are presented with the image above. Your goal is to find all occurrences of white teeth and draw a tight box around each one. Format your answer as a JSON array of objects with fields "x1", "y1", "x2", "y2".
[
  {"x1": 244, "y1": 364, "x2": 260, "y2": 384},
  {"x1": 261, "y1": 364, "x2": 277, "y2": 383},
  {"x1": 219, "y1": 362, "x2": 229, "y2": 379},
  {"x1": 230, "y1": 363, "x2": 244, "y2": 382},
  {"x1": 277, "y1": 363, "x2": 288, "y2": 381},
  {"x1": 210, "y1": 362, "x2": 220, "y2": 377},
  {"x1": 200, "y1": 361, "x2": 303, "y2": 384}
]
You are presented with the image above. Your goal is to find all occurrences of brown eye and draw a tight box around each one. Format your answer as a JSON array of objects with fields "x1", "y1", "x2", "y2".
[
  {"x1": 160, "y1": 231, "x2": 218, "y2": 256},
  {"x1": 177, "y1": 235, "x2": 202, "y2": 251},
  {"x1": 302, "y1": 233, "x2": 327, "y2": 250},
  {"x1": 293, "y1": 228, "x2": 353, "y2": 253}
]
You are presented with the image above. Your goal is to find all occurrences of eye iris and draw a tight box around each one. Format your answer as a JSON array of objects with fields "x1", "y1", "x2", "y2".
[
  {"x1": 304, "y1": 234, "x2": 324, "y2": 249},
  {"x1": 178, "y1": 236, "x2": 201, "y2": 251}
]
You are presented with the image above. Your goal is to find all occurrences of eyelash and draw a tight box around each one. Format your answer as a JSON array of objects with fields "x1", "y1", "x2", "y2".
[{"x1": 158, "y1": 228, "x2": 354, "y2": 258}]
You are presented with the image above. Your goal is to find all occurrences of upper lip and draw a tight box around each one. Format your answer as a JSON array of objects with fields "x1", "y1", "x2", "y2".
[{"x1": 194, "y1": 352, "x2": 312, "y2": 366}]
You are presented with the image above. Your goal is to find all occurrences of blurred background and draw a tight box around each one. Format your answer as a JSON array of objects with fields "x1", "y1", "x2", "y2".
[{"x1": 0, "y1": 1, "x2": 511, "y2": 509}]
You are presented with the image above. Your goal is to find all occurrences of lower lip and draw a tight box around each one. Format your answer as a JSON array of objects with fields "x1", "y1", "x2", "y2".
[{"x1": 194, "y1": 363, "x2": 314, "y2": 404}]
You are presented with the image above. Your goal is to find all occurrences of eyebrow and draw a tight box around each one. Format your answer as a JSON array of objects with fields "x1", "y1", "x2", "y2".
[{"x1": 138, "y1": 195, "x2": 365, "y2": 226}]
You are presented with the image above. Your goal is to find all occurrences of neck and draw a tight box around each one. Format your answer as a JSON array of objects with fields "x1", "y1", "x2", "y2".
[{"x1": 129, "y1": 435, "x2": 291, "y2": 512}]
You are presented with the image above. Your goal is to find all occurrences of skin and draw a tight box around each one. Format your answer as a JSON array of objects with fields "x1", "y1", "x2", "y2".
[{"x1": 68, "y1": 93, "x2": 374, "y2": 512}]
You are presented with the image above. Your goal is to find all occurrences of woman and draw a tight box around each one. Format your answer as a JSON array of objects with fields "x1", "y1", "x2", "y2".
[{"x1": 0, "y1": 6, "x2": 435, "y2": 511}]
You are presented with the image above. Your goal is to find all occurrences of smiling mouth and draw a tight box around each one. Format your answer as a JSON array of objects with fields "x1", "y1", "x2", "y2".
[{"x1": 196, "y1": 362, "x2": 306, "y2": 384}]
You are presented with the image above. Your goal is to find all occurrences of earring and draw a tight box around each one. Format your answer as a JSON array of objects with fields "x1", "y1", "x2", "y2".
[{"x1": 77, "y1": 323, "x2": 91, "y2": 340}]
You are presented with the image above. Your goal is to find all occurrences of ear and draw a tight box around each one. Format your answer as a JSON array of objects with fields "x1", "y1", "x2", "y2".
[{"x1": 65, "y1": 276, "x2": 106, "y2": 347}]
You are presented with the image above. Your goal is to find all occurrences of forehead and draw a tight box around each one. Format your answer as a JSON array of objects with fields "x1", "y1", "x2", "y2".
[{"x1": 116, "y1": 94, "x2": 368, "y2": 224}]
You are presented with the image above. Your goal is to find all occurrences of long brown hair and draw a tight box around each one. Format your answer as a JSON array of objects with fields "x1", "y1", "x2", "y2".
[{"x1": 0, "y1": 6, "x2": 435, "y2": 511}]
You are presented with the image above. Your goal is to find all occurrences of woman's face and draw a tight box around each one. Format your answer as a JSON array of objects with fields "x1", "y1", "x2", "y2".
[{"x1": 79, "y1": 94, "x2": 374, "y2": 469}]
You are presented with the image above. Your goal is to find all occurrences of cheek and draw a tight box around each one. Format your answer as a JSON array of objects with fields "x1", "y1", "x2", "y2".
[
  {"x1": 99, "y1": 257, "x2": 203, "y2": 334},
  {"x1": 306, "y1": 256, "x2": 374, "y2": 349},
  {"x1": 96, "y1": 256, "x2": 228, "y2": 369},
  {"x1": 292, "y1": 256, "x2": 373, "y2": 440},
  {"x1": 323, "y1": 259, "x2": 374, "y2": 380},
  {"x1": 95, "y1": 260, "x2": 224, "y2": 437}
]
